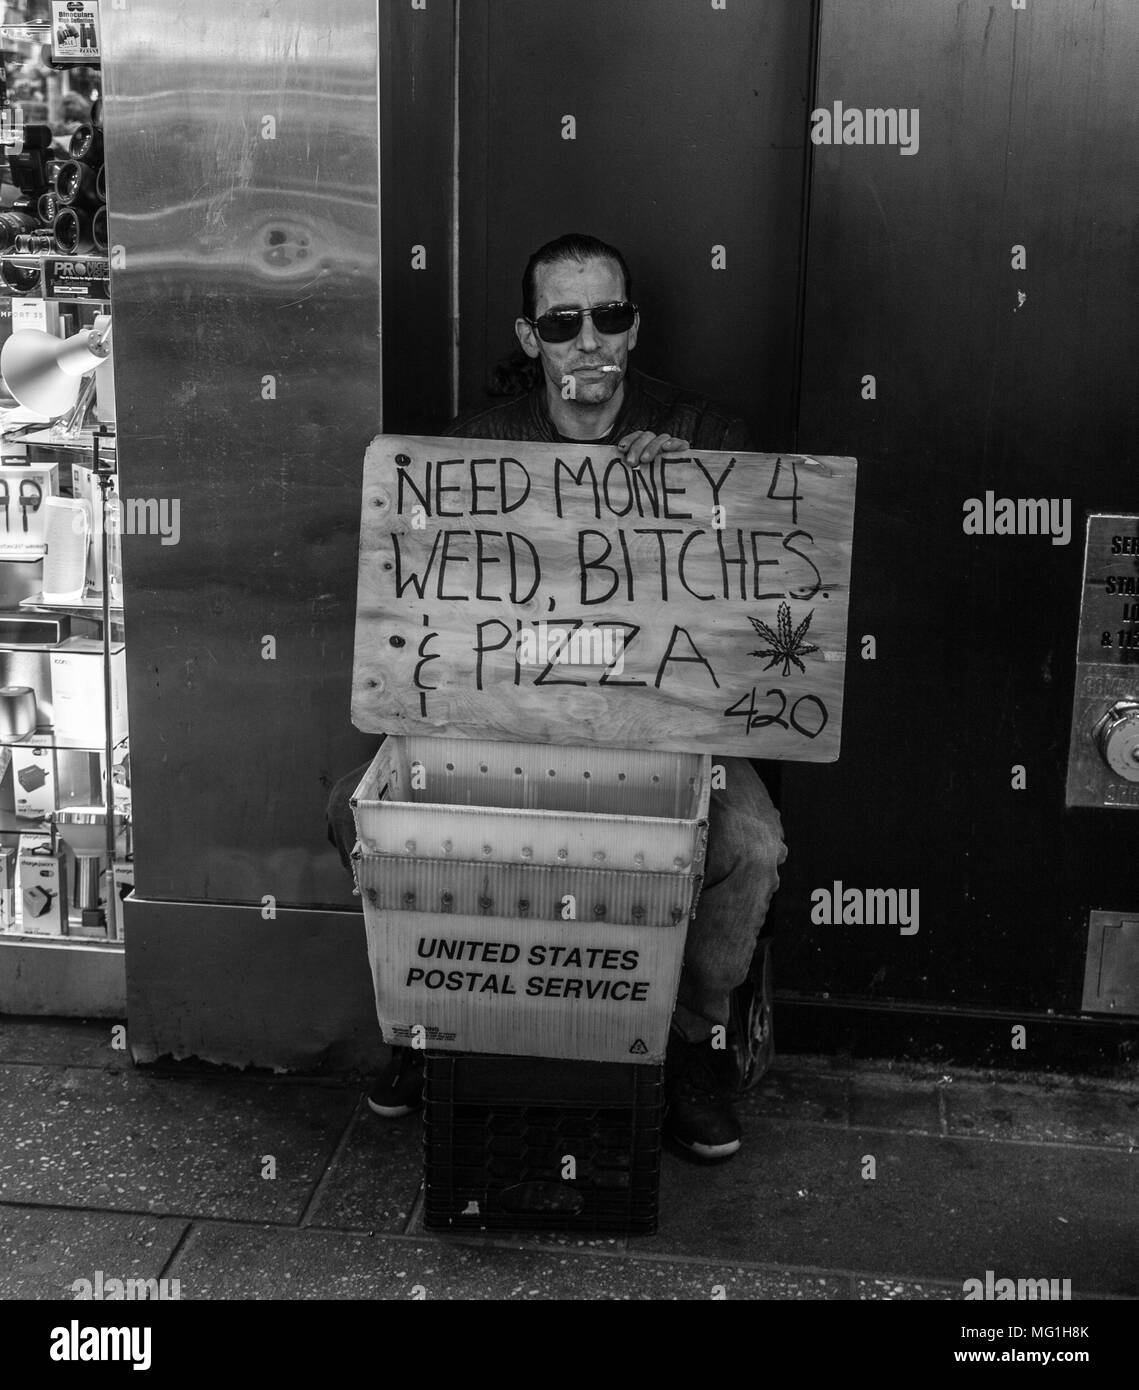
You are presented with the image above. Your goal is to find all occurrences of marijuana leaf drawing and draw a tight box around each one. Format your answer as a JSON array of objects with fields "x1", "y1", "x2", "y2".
[{"x1": 748, "y1": 603, "x2": 819, "y2": 678}]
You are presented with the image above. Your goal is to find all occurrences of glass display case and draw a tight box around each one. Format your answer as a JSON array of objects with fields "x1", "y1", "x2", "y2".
[{"x1": 0, "y1": 0, "x2": 128, "y2": 983}]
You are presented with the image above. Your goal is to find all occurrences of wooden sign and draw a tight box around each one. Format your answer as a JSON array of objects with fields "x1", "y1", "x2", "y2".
[{"x1": 352, "y1": 436, "x2": 857, "y2": 759}]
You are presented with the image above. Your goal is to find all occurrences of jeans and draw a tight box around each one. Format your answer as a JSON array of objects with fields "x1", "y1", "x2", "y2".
[{"x1": 325, "y1": 752, "x2": 787, "y2": 1044}]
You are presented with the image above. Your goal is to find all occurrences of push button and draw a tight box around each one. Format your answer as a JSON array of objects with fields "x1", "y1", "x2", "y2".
[{"x1": 1093, "y1": 700, "x2": 1139, "y2": 782}]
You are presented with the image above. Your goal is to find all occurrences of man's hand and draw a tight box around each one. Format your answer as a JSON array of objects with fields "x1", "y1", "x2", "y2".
[{"x1": 616, "y1": 431, "x2": 690, "y2": 468}]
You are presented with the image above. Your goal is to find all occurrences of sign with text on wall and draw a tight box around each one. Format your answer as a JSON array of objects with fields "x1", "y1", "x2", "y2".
[{"x1": 352, "y1": 436, "x2": 857, "y2": 759}]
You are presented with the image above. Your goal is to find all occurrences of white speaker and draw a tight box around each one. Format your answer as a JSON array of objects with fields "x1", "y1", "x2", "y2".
[
  {"x1": 42, "y1": 497, "x2": 90, "y2": 603},
  {"x1": 94, "y1": 351, "x2": 116, "y2": 425},
  {"x1": 70, "y1": 465, "x2": 104, "y2": 592}
]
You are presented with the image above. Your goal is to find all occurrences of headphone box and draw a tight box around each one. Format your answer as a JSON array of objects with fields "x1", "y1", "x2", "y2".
[
  {"x1": 0, "y1": 464, "x2": 60, "y2": 558},
  {"x1": 17, "y1": 831, "x2": 68, "y2": 935}
]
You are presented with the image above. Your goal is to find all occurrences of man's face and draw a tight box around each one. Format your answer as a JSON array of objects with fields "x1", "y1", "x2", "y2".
[{"x1": 515, "y1": 255, "x2": 639, "y2": 406}]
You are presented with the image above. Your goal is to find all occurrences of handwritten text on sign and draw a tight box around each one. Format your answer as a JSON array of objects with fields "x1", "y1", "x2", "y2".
[{"x1": 351, "y1": 436, "x2": 857, "y2": 759}]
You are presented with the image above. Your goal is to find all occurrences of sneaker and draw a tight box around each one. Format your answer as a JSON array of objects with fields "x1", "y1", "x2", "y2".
[
  {"x1": 366, "y1": 1047, "x2": 425, "y2": 1117},
  {"x1": 664, "y1": 1033, "x2": 742, "y2": 1160}
]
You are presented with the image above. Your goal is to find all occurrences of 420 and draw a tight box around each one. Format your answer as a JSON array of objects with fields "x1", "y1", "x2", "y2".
[{"x1": 723, "y1": 687, "x2": 828, "y2": 738}]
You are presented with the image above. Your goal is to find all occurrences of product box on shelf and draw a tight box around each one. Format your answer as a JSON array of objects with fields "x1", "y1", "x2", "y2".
[
  {"x1": 0, "y1": 299, "x2": 11, "y2": 392},
  {"x1": 43, "y1": 257, "x2": 111, "y2": 302},
  {"x1": 0, "y1": 464, "x2": 60, "y2": 559},
  {"x1": 107, "y1": 743, "x2": 131, "y2": 822},
  {"x1": 58, "y1": 749, "x2": 100, "y2": 807},
  {"x1": 49, "y1": 639, "x2": 127, "y2": 744},
  {"x1": 12, "y1": 746, "x2": 56, "y2": 819},
  {"x1": 0, "y1": 649, "x2": 52, "y2": 730},
  {"x1": 70, "y1": 464, "x2": 105, "y2": 592},
  {"x1": 0, "y1": 845, "x2": 14, "y2": 930},
  {"x1": 10, "y1": 745, "x2": 98, "y2": 816},
  {"x1": 50, "y1": 1, "x2": 102, "y2": 64},
  {"x1": 0, "y1": 613, "x2": 71, "y2": 646},
  {"x1": 9, "y1": 300, "x2": 63, "y2": 334},
  {"x1": 17, "y1": 831, "x2": 68, "y2": 935}
]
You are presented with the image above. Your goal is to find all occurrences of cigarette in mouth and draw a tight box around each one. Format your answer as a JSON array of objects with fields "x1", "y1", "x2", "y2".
[{"x1": 598, "y1": 366, "x2": 620, "y2": 373}]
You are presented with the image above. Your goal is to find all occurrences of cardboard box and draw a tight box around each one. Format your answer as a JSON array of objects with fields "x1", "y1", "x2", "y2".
[
  {"x1": 0, "y1": 464, "x2": 60, "y2": 558},
  {"x1": 49, "y1": 639, "x2": 128, "y2": 744},
  {"x1": 18, "y1": 833, "x2": 68, "y2": 934}
]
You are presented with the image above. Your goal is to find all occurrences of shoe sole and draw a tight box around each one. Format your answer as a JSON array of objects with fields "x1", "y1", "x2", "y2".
[
  {"x1": 667, "y1": 1132, "x2": 741, "y2": 1161},
  {"x1": 366, "y1": 1097, "x2": 422, "y2": 1118}
]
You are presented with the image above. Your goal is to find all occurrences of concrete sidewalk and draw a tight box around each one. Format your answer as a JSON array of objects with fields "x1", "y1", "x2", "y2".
[{"x1": 0, "y1": 1017, "x2": 1136, "y2": 1301}]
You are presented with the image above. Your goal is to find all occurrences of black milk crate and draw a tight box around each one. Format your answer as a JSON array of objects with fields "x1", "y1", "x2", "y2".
[{"x1": 423, "y1": 1051, "x2": 664, "y2": 1235}]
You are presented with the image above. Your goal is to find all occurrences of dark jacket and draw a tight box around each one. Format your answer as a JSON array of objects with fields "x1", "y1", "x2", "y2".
[{"x1": 444, "y1": 367, "x2": 756, "y2": 451}]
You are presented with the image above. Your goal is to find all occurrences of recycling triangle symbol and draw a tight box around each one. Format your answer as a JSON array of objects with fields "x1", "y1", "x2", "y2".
[{"x1": 628, "y1": 1038, "x2": 648, "y2": 1054}]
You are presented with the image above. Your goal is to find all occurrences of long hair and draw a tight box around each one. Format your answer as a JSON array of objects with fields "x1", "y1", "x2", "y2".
[{"x1": 488, "y1": 232, "x2": 633, "y2": 397}]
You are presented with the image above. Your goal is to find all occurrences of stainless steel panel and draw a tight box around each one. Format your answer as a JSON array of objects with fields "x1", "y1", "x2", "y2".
[
  {"x1": 101, "y1": 2, "x2": 380, "y2": 904},
  {"x1": 124, "y1": 896, "x2": 384, "y2": 1069}
]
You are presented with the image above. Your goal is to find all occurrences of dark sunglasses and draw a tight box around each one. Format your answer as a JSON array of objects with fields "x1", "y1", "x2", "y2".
[{"x1": 526, "y1": 300, "x2": 637, "y2": 344}]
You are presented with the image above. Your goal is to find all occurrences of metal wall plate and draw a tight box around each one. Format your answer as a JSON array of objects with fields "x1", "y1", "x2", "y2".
[
  {"x1": 1065, "y1": 514, "x2": 1139, "y2": 808},
  {"x1": 1081, "y1": 911, "x2": 1139, "y2": 1015}
]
